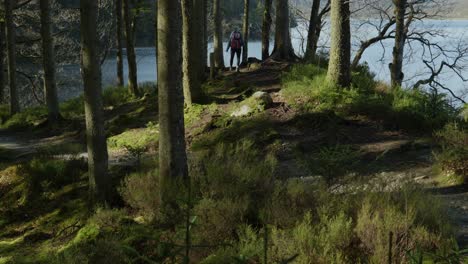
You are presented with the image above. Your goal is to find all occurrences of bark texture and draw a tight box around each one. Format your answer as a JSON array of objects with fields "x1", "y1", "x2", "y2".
[
  {"x1": 202, "y1": 0, "x2": 208, "y2": 69},
  {"x1": 158, "y1": 0, "x2": 189, "y2": 211},
  {"x1": 270, "y1": 0, "x2": 296, "y2": 61},
  {"x1": 80, "y1": 0, "x2": 111, "y2": 206},
  {"x1": 4, "y1": 0, "x2": 20, "y2": 114},
  {"x1": 182, "y1": 0, "x2": 203, "y2": 105},
  {"x1": 213, "y1": 0, "x2": 224, "y2": 68},
  {"x1": 391, "y1": 0, "x2": 407, "y2": 89},
  {"x1": 242, "y1": 0, "x2": 250, "y2": 63},
  {"x1": 116, "y1": 0, "x2": 124, "y2": 86},
  {"x1": 304, "y1": 0, "x2": 321, "y2": 62},
  {"x1": 0, "y1": 22, "x2": 5, "y2": 103},
  {"x1": 40, "y1": 0, "x2": 60, "y2": 123},
  {"x1": 123, "y1": 0, "x2": 140, "y2": 96},
  {"x1": 261, "y1": 0, "x2": 272, "y2": 60},
  {"x1": 326, "y1": 0, "x2": 351, "y2": 88}
]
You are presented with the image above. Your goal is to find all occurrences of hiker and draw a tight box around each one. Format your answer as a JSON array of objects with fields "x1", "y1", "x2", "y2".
[{"x1": 226, "y1": 28, "x2": 243, "y2": 72}]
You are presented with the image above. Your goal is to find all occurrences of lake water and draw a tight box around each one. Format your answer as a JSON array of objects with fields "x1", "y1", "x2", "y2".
[{"x1": 82, "y1": 19, "x2": 468, "y2": 103}]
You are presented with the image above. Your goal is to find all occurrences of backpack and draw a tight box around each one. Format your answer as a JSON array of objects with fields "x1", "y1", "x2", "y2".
[{"x1": 230, "y1": 31, "x2": 242, "y2": 49}]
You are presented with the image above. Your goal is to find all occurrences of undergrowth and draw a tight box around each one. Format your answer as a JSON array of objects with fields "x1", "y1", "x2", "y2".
[{"x1": 281, "y1": 64, "x2": 458, "y2": 132}]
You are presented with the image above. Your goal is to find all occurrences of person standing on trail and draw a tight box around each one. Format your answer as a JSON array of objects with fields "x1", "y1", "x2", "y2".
[{"x1": 226, "y1": 27, "x2": 244, "y2": 72}]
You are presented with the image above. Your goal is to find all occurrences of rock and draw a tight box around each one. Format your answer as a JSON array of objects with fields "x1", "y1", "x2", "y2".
[
  {"x1": 230, "y1": 91, "x2": 273, "y2": 117},
  {"x1": 252, "y1": 91, "x2": 273, "y2": 107},
  {"x1": 231, "y1": 105, "x2": 253, "y2": 117}
]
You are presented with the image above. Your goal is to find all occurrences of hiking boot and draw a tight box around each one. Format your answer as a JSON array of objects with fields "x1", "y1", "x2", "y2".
[
  {"x1": 230, "y1": 67, "x2": 233, "y2": 71},
  {"x1": 236, "y1": 67, "x2": 240, "y2": 73}
]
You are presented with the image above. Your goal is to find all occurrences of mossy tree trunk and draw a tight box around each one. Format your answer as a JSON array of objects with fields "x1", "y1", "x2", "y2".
[
  {"x1": 158, "y1": 0, "x2": 189, "y2": 215},
  {"x1": 213, "y1": 0, "x2": 224, "y2": 68},
  {"x1": 116, "y1": 0, "x2": 124, "y2": 87},
  {"x1": 270, "y1": 0, "x2": 296, "y2": 61},
  {"x1": 0, "y1": 22, "x2": 5, "y2": 103},
  {"x1": 304, "y1": 0, "x2": 321, "y2": 62},
  {"x1": 123, "y1": 0, "x2": 140, "y2": 96},
  {"x1": 391, "y1": 0, "x2": 407, "y2": 89},
  {"x1": 261, "y1": 0, "x2": 272, "y2": 60},
  {"x1": 182, "y1": 0, "x2": 203, "y2": 105},
  {"x1": 242, "y1": 0, "x2": 250, "y2": 64},
  {"x1": 80, "y1": 0, "x2": 111, "y2": 206},
  {"x1": 326, "y1": 0, "x2": 351, "y2": 88},
  {"x1": 4, "y1": 0, "x2": 20, "y2": 115},
  {"x1": 40, "y1": 0, "x2": 61, "y2": 124}
]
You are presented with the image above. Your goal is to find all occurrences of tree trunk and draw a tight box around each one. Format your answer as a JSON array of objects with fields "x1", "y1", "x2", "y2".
[
  {"x1": 40, "y1": 0, "x2": 60, "y2": 123},
  {"x1": 80, "y1": 0, "x2": 110, "y2": 206},
  {"x1": 154, "y1": 0, "x2": 158, "y2": 76},
  {"x1": 304, "y1": 0, "x2": 321, "y2": 62},
  {"x1": 202, "y1": 0, "x2": 208, "y2": 70},
  {"x1": 213, "y1": 0, "x2": 224, "y2": 68},
  {"x1": 4, "y1": 0, "x2": 19, "y2": 115},
  {"x1": 182, "y1": 0, "x2": 203, "y2": 105},
  {"x1": 261, "y1": 0, "x2": 272, "y2": 60},
  {"x1": 116, "y1": 0, "x2": 124, "y2": 86},
  {"x1": 391, "y1": 0, "x2": 406, "y2": 89},
  {"x1": 270, "y1": 0, "x2": 296, "y2": 61},
  {"x1": 158, "y1": 0, "x2": 189, "y2": 214},
  {"x1": 242, "y1": 0, "x2": 250, "y2": 63},
  {"x1": 0, "y1": 22, "x2": 5, "y2": 103},
  {"x1": 123, "y1": 0, "x2": 140, "y2": 96},
  {"x1": 326, "y1": 0, "x2": 351, "y2": 88}
]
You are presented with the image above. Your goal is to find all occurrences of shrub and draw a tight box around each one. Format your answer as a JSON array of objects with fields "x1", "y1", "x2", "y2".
[
  {"x1": 193, "y1": 197, "x2": 249, "y2": 243},
  {"x1": 119, "y1": 170, "x2": 161, "y2": 222},
  {"x1": 60, "y1": 96, "x2": 85, "y2": 119},
  {"x1": 434, "y1": 122, "x2": 468, "y2": 183},
  {"x1": 305, "y1": 145, "x2": 361, "y2": 184},
  {"x1": 355, "y1": 189, "x2": 450, "y2": 263},
  {"x1": 281, "y1": 64, "x2": 458, "y2": 132},
  {"x1": 191, "y1": 139, "x2": 276, "y2": 242},
  {"x1": 269, "y1": 211, "x2": 355, "y2": 264},
  {"x1": 103, "y1": 86, "x2": 134, "y2": 107}
]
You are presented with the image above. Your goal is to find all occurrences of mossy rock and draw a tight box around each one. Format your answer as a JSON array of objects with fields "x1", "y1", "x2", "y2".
[{"x1": 231, "y1": 91, "x2": 273, "y2": 117}]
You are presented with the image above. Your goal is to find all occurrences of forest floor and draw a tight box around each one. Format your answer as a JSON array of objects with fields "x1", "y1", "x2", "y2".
[{"x1": 0, "y1": 62, "x2": 466, "y2": 262}]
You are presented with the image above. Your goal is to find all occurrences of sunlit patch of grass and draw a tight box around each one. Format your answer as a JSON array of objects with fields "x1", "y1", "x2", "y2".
[
  {"x1": 185, "y1": 103, "x2": 218, "y2": 127},
  {"x1": 107, "y1": 123, "x2": 159, "y2": 151},
  {"x1": 191, "y1": 115, "x2": 279, "y2": 151}
]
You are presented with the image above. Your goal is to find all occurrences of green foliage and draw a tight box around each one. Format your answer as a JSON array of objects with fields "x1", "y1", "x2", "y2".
[
  {"x1": 355, "y1": 188, "x2": 452, "y2": 264},
  {"x1": 19, "y1": 158, "x2": 87, "y2": 205},
  {"x1": 281, "y1": 64, "x2": 458, "y2": 132},
  {"x1": 191, "y1": 139, "x2": 276, "y2": 242},
  {"x1": 107, "y1": 122, "x2": 159, "y2": 151},
  {"x1": 192, "y1": 117, "x2": 279, "y2": 150},
  {"x1": 103, "y1": 86, "x2": 135, "y2": 107},
  {"x1": 434, "y1": 122, "x2": 468, "y2": 183},
  {"x1": 119, "y1": 170, "x2": 161, "y2": 223},
  {"x1": 60, "y1": 96, "x2": 85, "y2": 119},
  {"x1": 0, "y1": 106, "x2": 47, "y2": 130},
  {"x1": 184, "y1": 103, "x2": 218, "y2": 127},
  {"x1": 305, "y1": 145, "x2": 361, "y2": 184}
]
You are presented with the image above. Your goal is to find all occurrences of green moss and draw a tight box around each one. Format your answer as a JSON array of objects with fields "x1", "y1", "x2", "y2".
[
  {"x1": 191, "y1": 116, "x2": 279, "y2": 151},
  {"x1": 184, "y1": 103, "x2": 218, "y2": 127},
  {"x1": 107, "y1": 123, "x2": 159, "y2": 151},
  {"x1": 0, "y1": 106, "x2": 48, "y2": 130}
]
